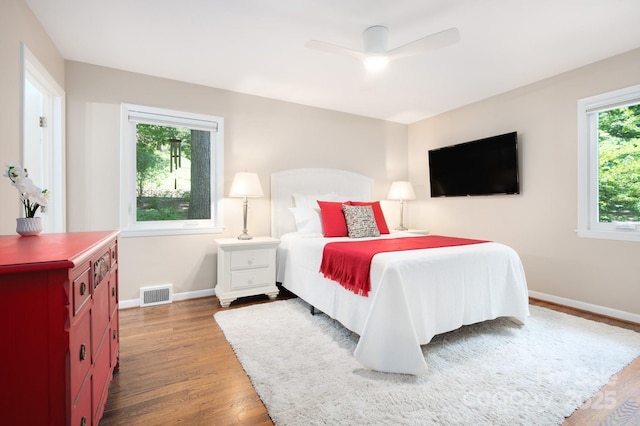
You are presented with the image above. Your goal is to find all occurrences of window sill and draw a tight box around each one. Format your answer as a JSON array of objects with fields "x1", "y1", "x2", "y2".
[
  {"x1": 576, "y1": 229, "x2": 640, "y2": 242},
  {"x1": 120, "y1": 227, "x2": 224, "y2": 238}
]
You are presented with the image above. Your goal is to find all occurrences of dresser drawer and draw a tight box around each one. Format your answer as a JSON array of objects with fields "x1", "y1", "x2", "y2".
[
  {"x1": 110, "y1": 313, "x2": 119, "y2": 368},
  {"x1": 71, "y1": 374, "x2": 92, "y2": 426},
  {"x1": 72, "y1": 266, "x2": 91, "y2": 316},
  {"x1": 109, "y1": 265, "x2": 118, "y2": 318},
  {"x1": 230, "y1": 268, "x2": 273, "y2": 289},
  {"x1": 92, "y1": 338, "x2": 111, "y2": 422},
  {"x1": 69, "y1": 309, "x2": 92, "y2": 400},
  {"x1": 109, "y1": 243, "x2": 118, "y2": 267},
  {"x1": 91, "y1": 273, "x2": 110, "y2": 358},
  {"x1": 230, "y1": 249, "x2": 272, "y2": 269}
]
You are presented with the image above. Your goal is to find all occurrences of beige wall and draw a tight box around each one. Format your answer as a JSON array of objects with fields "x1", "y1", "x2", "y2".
[
  {"x1": 408, "y1": 48, "x2": 640, "y2": 316},
  {"x1": 65, "y1": 61, "x2": 408, "y2": 302},
  {"x1": 0, "y1": 0, "x2": 65, "y2": 232}
]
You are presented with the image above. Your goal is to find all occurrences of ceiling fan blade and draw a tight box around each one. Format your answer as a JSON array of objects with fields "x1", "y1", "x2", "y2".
[
  {"x1": 305, "y1": 40, "x2": 366, "y2": 61},
  {"x1": 388, "y1": 27, "x2": 460, "y2": 60}
]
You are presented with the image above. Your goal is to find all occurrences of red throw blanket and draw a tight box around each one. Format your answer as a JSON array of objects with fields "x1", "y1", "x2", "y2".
[{"x1": 319, "y1": 235, "x2": 489, "y2": 296}]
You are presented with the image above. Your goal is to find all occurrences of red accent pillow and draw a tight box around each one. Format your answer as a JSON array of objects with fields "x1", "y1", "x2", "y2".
[
  {"x1": 349, "y1": 201, "x2": 390, "y2": 234},
  {"x1": 317, "y1": 201, "x2": 351, "y2": 237}
]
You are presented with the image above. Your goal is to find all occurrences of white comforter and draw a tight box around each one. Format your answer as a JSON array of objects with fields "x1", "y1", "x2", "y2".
[{"x1": 277, "y1": 232, "x2": 530, "y2": 375}]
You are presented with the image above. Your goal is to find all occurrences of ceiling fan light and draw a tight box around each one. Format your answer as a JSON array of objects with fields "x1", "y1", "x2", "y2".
[{"x1": 363, "y1": 55, "x2": 389, "y2": 72}]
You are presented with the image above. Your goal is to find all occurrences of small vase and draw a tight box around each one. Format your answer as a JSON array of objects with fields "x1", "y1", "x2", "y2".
[{"x1": 16, "y1": 217, "x2": 42, "y2": 237}]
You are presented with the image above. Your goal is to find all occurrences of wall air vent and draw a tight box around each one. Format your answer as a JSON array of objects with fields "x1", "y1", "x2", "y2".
[{"x1": 140, "y1": 284, "x2": 173, "y2": 307}]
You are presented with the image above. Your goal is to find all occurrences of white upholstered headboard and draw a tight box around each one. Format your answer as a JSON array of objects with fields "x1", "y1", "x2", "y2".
[{"x1": 271, "y1": 168, "x2": 374, "y2": 238}]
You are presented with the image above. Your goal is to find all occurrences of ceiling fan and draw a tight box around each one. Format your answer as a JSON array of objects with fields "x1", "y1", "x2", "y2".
[{"x1": 305, "y1": 25, "x2": 460, "y2": 71}]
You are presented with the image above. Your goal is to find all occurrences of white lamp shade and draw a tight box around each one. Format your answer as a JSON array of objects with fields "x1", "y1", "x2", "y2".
[
  {"x1": 387, "y1": 181, "x2": 416, "y2": 201},
  {"x1": 229, "y1": 172, "x2": 264, "y2": 198}
]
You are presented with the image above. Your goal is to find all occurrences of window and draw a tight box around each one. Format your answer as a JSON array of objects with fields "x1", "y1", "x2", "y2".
[
  {"x1": 120, "y1": 104, "x2": 224, "y2": 237},
  {"x1": 577, "y1": 84, "x2": 640, "y2": 241}
]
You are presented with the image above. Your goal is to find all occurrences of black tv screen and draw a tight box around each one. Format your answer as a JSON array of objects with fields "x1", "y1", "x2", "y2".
[{"x1": 428, "y1": 131, "x2": 520, "y2": 197}]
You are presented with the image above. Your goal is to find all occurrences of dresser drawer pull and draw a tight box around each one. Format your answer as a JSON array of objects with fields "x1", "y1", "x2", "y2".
[
  {"x1": 113, "y1": 330, "x2": 118, "y2": 340},
  {"x1": 112, "y1": 287, "x2": 115, "y2": 297},
  {"x1": 80, "y1": 282, "x2": 87, "y2": 296},
  {"x1": 79, "y1": 344, "x2": 87, "y2": 361},
  {"x1": 80, "y1": 416, "x2": 87, "y2": 426}
]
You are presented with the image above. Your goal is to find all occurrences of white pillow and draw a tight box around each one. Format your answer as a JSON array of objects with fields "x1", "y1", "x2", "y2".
[
  {"x1": 293, "y1": 192, "x2": 336, "y2": 210},
  {"x1": 288, "y1": 207, "x2": 323, "y2": 237}
]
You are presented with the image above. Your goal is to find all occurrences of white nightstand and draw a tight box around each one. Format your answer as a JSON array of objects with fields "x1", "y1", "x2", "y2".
[{"x1": 214, "y1": 237, "x2": 280, "y2": 307}]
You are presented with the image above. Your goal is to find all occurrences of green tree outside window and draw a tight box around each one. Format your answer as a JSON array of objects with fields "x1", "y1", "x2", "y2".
[
  {"x1": 597, "y1": 105, "x2": 640, "y2": 222},
  {"x1": 136, "y1": 124, "x2": 210, "y2": 222}
]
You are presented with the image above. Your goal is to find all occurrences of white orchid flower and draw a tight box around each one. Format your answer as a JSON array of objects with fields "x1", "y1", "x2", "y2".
[
  {"x1": 35, "y1": 189, "x2": 49, "y2": 206},
  {"x1": 4, "y1": 162, "x2": 49, "y2": 218}
]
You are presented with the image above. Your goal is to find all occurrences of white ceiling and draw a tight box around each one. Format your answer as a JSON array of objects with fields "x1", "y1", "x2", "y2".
[{"x1": 26, "y1": 0, "x2": 640, "y2": 124}]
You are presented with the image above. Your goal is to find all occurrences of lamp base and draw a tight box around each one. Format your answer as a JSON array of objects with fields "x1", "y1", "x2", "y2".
[
  {"x1": 395, "y1": 225, "x2": 408, "y2": 231},
  {"x1": 237, "y1": 232, "x2": 253, "y2": 240}
]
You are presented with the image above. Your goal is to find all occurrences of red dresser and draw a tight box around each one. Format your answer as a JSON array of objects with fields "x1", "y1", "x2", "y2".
[{"x1": 0, "y1": 231, "x2": 119, "y2": 426}]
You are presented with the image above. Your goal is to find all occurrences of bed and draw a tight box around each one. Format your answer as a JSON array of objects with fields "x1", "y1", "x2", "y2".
[{"x1": 271, "y1": 168, "x2": 530, "y2": 375}]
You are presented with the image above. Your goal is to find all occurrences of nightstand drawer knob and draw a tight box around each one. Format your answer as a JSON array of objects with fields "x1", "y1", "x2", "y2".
[
  {"x1": 248, "y1": 256, "x2": 255, "y2": 265},
  {"x1": 79, "y1": 344, "x2": 87, "y2": 361}
]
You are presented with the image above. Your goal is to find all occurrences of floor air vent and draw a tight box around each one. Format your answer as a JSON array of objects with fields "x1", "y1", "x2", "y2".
[{"x1": 140, "y1": 284, "x2": 173, "y2": 307}]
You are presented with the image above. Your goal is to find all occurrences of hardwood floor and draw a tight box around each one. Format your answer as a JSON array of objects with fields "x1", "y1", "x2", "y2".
[
  {"x1": 100, "y1": 293, "x2": 285, "y2": 425},
  {"x1": 100, "y1": 294, "x2": 639, "y2": 425}
]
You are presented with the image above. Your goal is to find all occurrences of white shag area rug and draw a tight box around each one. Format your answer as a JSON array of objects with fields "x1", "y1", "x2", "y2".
[{"x1": 214, "y1": 298, "x2": 640, "y2": 425}]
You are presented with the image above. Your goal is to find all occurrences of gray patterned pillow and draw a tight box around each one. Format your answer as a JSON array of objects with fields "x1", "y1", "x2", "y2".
[{"x1": 342, "y1": 204, "x2": 380, "y2": 238}]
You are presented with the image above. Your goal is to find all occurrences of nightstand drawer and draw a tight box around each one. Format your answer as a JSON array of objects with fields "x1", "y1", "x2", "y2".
[
  {"x1": 231, "y1": 249, "x2": 271, "y2": 269},
  {"x1": 231, "y1": 268, "x2": 273, "y2": 289}
]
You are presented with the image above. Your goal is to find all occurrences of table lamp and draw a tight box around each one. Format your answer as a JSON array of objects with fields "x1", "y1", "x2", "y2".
[
  {"x1": 229, "y1": 172, "x2": 264, "y2": 239},
  {"x1": 387, "y1": 181, "x2": 416, "y2": 231}
]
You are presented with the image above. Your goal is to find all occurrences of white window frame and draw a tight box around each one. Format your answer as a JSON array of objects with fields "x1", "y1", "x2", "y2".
[
  {"x1": 120, "y1": 104, "x2": 224, "y2": 237},
  {"x1": 577, "y1": 84, "x2": 640, "y2": 242}
]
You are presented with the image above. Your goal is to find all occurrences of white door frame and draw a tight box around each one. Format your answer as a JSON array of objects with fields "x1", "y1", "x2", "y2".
[{"x1": 21, "y1": 43, "x2": 66, "y2": 233}]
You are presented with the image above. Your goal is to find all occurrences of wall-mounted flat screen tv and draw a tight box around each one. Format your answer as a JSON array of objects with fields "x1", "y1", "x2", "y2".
[{"x1": 428, "y1": 131, "x2": 520, "y2": 197}]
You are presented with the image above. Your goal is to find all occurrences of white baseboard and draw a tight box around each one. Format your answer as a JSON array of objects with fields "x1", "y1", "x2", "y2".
[
  {"x1": 120, "y1": 288, "x2": 216, "y2": 309},
  {"x1": 528, "y1": 290, "x2": 640, "y2": 324}
]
